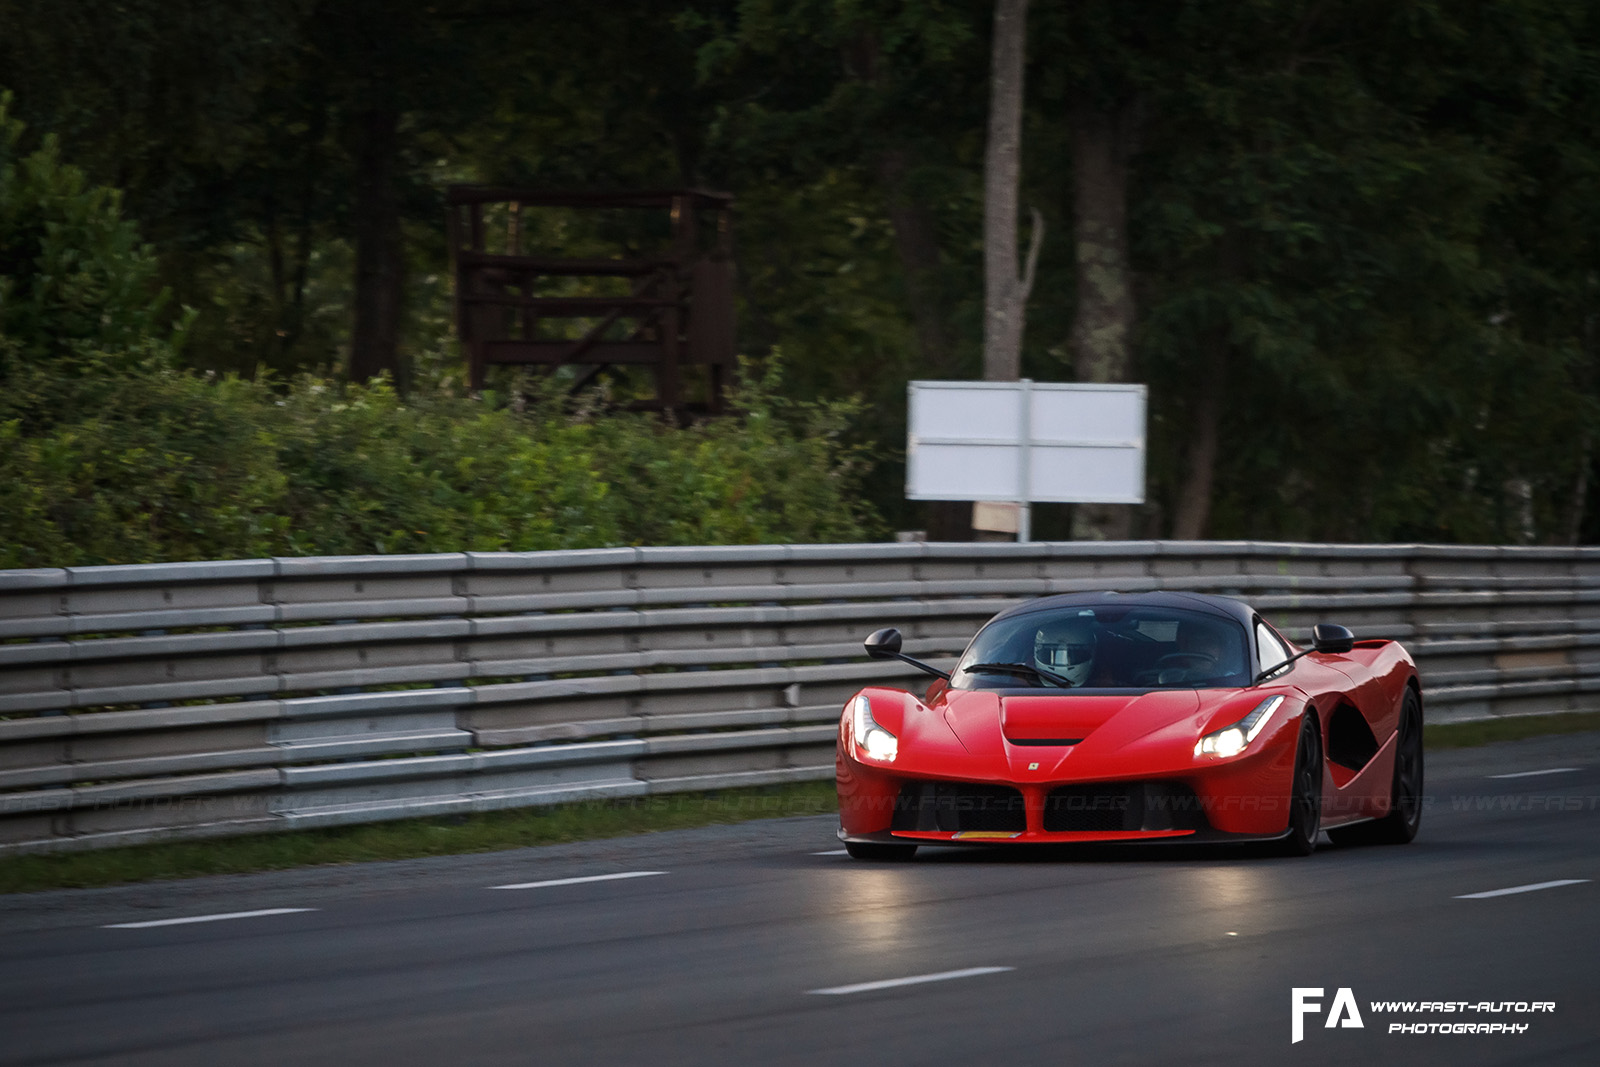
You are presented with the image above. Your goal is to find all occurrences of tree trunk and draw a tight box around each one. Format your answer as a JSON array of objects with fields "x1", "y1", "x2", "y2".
[
  {"x1": 982, "y1": 0, "x2": 1040, "y2": 382},
  {"x1": 1068, "y1": 97, "x2": 1136, "y2": 384},
  {"x1": 1574, "y1": 447, "x2": 1600, "y2": 547},
  {"x1": 845, "y1": 27, "x2": 956, "y2": 379},
  {"x1": 1067, "y1": 96, "x2": 1138, "y2": 540},
  {"x1": 349, "y1": 103, "x2": 404, "y2": 384},
  {"x1": 1566, "y1": 298, "x2": 1599, "y2": 543},
  {"x1": 1567, "y1": 444, "x2": 1592, "y2": 545},
  {"x1": 285, "y1": 100, "x2": 328, "y2": 361},
  {"x1": 878, "y1": 148, "x2": 954, "y2": 375},
  {"x1": 1171, "y1": 334, "x2": 1227, "y2": 539}
]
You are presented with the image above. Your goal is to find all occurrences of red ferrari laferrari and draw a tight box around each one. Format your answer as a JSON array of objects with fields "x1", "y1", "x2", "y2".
[{"x1": 836, "y1": 591, "x2": 1423, "y2": 859}]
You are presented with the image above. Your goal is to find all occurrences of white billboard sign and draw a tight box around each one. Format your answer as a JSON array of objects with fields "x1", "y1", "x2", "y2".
[{"x1": 906, "y1": 380, "x2": 1146, "y2": 537}]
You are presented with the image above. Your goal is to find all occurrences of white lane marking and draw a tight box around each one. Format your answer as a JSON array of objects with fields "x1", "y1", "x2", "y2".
[
  {"x1": 813, "y1": 849, "x2": 849, "y2": 856},
  {"x1": 489, "y1": 871, "x2": 665, "y2": 891},
  {"x1": 808, "y1": 966, "x2": 1014, "y2": 996},
  {"x1": 105, "y1": 908, "x2": 315, "y2": 929},
  {"x1": 1486, "y1": 767, "x2": 1581, "y2": 779},
  {"x1": 1455, "y1": 879, "x2": 1590, "y2": 900}
]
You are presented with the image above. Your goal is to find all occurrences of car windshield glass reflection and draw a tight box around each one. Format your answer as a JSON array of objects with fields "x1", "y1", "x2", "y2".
[{"x1": 953, "y1": 604, "x2": 1251, "y2": 690}]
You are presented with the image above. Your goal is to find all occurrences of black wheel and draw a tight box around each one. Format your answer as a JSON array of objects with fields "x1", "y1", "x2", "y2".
[
  {"x1": 844, "y1": 841, "x2": 919, "y2": 861},
  {"x1": 1273, "y1": 713, "x2": 1323, "y2": 856},
  {"x1": 1328, "y1": 688, "x2": 1423, "y2": 846}
]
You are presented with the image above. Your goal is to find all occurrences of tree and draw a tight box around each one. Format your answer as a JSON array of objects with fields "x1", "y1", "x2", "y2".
[
  {"x1": 1031, "y1": 0, "x2": 1164, "y2": 538},
  {"x1": 981, "y1": 0, "x2": 1041, "y2": 382},
  {"x1": 1128, "y1": 0, "x2": 1598, "y2": 544},
  {"x1": 0, "y1": 95, "x2": 185, "y2": 429},
  {"x1": 304, "y1": 0, "x2": 494, "y2": 385},
  {"x1": 7, "y1": 0, "x2": 1600, "y2": 547}
]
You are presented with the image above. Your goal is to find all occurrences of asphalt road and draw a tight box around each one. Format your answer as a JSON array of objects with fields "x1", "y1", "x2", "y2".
[{"x1": 2, "y1": 732, "x2": 1597, "y2": 1067}]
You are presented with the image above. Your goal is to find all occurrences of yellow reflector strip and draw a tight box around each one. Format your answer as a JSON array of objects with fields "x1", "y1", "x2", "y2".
[{"x1": 952, "y1": 831, "x2": 1023, "y2": 840}]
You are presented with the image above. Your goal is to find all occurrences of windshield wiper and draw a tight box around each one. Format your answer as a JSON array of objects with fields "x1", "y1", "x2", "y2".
[
  {"x1": 962, "y1": 661, "x2": 1074, "y2": 687},
  {"x1": 1251, "y1": 649, "x2": 1313, "y2": 686}
]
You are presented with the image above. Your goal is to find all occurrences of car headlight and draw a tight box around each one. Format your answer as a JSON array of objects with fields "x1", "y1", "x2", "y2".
[
  {"x1": 851, "y1": 694, "x2": 899, "y2": 762},
  {"x1": 1195, "y1": 695, "x2": 1284, "y2": 759}
]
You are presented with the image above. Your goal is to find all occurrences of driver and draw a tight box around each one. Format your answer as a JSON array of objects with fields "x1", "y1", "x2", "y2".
[{"x1": 1032, "y1": 617, "x2": 1100, "y2": 687}]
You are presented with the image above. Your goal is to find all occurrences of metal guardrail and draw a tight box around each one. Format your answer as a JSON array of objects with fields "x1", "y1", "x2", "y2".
[{"x1": 2, "y1": 541, "x2": 1598, "y2": 854}]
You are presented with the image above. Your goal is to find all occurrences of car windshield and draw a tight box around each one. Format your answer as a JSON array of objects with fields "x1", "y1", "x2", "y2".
[{"x1": 952, "y1": 603, "x2": 1251, "y2": 691}]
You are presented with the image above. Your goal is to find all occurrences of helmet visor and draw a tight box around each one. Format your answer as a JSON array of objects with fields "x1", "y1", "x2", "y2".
[{"x1": 1039, "y1": 641, "x2": 1094, "y2": 667}]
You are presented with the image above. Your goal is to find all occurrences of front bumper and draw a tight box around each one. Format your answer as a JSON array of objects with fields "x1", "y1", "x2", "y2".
[{"x1": 837, "y1": 715, "x2": 1303, "y2": 842}]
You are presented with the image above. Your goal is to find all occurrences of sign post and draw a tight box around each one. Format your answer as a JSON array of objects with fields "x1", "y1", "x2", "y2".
[{"x1": 905, "y1": 380, "x2": 1147, "y2": 541}]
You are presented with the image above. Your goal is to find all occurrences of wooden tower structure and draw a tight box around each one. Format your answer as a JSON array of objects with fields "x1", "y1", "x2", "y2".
[{"x1": 447, "y1": 187, "x2": 736, "y2": 414}]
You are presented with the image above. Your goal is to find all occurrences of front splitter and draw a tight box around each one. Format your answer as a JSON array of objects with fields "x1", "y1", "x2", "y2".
[{"x1": 837, "y1": 827, "x2": 1290, "y2": 847}]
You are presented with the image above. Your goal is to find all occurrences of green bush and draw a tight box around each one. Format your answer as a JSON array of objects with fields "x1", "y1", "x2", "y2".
[{"x1": 0, "y1": 365, "x2": 881, "y2": 568}]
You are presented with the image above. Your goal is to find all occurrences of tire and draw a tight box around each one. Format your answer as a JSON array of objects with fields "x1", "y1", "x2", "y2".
[
  {"x1": 1328, "y1": 688, "x2": 1424, "y2": 846},
  {"x1": 844, "y1": 841, "x2": 919, "y2": 861},
  {"x1": 1272, "y1": 713, "x2": 1323, "y2": 856}
]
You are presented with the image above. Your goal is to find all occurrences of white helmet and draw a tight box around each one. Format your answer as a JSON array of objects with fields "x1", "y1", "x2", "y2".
[{"x1": 1033, "y1": 617, "x2": 1097, "y2": 687}]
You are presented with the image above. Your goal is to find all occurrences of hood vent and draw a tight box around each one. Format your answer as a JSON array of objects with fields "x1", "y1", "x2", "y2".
[
  {"x1": 997, "y1": 690, "x2": 1202, "y2": 746},
  {"x1": 999, "y1": 693, "x2": 1136, "y2": 743}
]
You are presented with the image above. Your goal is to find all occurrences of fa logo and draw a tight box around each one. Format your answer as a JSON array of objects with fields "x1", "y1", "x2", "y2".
[{"x1": 1291, "y1": 987, "x2": 1364, "y2": 1044}]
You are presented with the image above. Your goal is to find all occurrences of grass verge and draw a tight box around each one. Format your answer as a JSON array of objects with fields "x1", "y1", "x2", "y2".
[
  {"x1": 2, "y1": 714, "x2": 1596, "y2": 894},
  {"x1": 0, "y1": 780, "x2": 837, "y2": 895},
  {"x1": 1425, "y1": 710, "x2": 1600, "y2": 749}
]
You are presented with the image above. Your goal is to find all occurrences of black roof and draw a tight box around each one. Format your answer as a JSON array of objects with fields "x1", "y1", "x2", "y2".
[{"x1": 987, "y1": 590, "x2": 1256, "y2": 628}]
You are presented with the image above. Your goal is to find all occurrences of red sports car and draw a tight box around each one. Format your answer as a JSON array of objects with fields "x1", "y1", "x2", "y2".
[{"x1": 835, "y1": 591, "x2": 1423, "y2": 859}]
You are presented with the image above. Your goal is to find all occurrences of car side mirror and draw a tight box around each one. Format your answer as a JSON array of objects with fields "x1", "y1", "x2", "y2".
[
  {"x1": 1312, "y1": 623, "x2": 1355, "y2": 654},
  {"x1": 862, "y1": 626, "x2": 951, "y2": 681},
  {"x1": 863, "y1": 627, "x2": 904, "y2": 659}
]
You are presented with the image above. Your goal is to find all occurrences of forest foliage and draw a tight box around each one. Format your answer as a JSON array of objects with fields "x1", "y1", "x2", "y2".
[
  {"x1": 0, "y1": 96, "x2": 876, "y2": 566},
  {"x1": 3, "y1": 0, "x2": 1600, "y2": 555}
]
